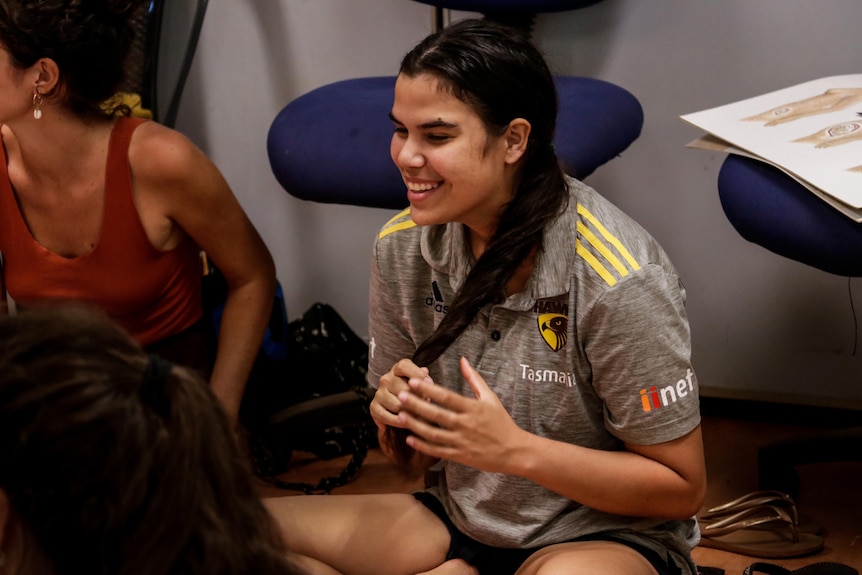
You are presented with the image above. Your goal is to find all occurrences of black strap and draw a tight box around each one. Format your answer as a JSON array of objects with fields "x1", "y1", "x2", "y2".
[
  {"x1": 745, "y1": 563, "x2": 792, "y2": 575},
  {"x1": 744, "y1": 562, "x2": 859, "y2": 575},
  {"x1": 253, "y1": 421, "x2": 372, "y2": 494}
]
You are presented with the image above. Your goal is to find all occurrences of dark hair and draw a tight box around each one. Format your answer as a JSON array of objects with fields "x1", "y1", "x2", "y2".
[
  {"x1": 0, "y1": 305, "x2": 300, "y2": 575},
  {"x1": 386, "y1": 19, "x2": 570, "y2": 465},
  {"x1": 0, "y1": 0, "x2": 146, "y2": 117}
]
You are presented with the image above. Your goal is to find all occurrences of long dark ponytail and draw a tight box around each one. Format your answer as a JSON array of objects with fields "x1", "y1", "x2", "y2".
[{"x1": 387, "y1": 19, "x2": 570, "y2": 466}]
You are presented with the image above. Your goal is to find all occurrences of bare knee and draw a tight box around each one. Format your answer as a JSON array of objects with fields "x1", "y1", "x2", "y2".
[
  {"x1": 416, "y1": 558, "x2": 480, "y2": 575},
  {"x1": 263, "y1": 493, "x2": 452, "y2": 575},
  {"x1": 515, "y1": 541, "x2": 659, "y2": 575}
]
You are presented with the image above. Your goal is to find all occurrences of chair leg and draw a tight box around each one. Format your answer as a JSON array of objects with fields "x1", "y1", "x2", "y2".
[
  {"x1": 482, "y1": 12, "x2": 537, "y2": 35},
  {"x1": 431, "y1": 6, "x2": 449, "y2": 32}
]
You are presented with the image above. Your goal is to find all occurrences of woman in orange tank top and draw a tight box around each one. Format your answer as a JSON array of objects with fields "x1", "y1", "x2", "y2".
[{"x1": 0, "y1": 0, "x2": 276, "y2": 427}]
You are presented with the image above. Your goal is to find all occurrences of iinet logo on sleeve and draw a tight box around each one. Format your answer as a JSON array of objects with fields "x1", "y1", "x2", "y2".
[{"x1": 639, "y1": 369, "x2": 695, "y2": 413}]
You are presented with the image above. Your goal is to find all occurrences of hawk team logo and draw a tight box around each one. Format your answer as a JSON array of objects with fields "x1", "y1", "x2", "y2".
[{"x1": 538, "y1": 313, "x2": 567, "y2": 351}]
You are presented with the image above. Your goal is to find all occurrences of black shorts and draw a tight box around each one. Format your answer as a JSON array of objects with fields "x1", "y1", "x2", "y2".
[{"x1": 414, "y1": 492, "x2": 683, "y2": 575}]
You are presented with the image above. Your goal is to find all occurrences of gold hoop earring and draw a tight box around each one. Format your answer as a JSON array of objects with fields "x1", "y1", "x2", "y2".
[{"x1": 33, "y1": 90, "x2": 44, "y2": 120}]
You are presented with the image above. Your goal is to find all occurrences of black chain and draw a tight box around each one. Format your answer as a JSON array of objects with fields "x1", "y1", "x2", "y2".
[{"x1": 258, "y1": 423, "x2": 372, "y2": 494}]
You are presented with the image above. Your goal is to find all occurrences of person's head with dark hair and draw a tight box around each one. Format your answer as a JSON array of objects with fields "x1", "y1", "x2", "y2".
[
  {"x1": 399, "y1": 18, "x2": 560, "y2": 175},
  {"x1": 396, "y1": 18, "x2": 568, "y2": 365},
  {"x1": 0, "y1": 304, "x2": 301, "y2": 575},
  {"x1": 0, "y1": 0, "x2": 145, "y2": 118},
  {"x1": 386, "y1": 18, "x2": 569, "y2": 464}
]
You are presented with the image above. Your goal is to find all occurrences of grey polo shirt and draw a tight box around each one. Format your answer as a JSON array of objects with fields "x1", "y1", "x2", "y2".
[{"x1": 368, "y1": 177, "x2": 701, "y2": 574}]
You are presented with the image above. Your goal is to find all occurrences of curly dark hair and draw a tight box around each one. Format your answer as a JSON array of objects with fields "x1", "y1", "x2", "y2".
[
  {"x1": 0, "y1": 0, "x2": 148, "y2": 117},
  {"x1": 384, "y1": 19, "x2": 570, "y2": 466},
  {"x1": 0, "y1": 304, "x2": 301, "y2": 575}
]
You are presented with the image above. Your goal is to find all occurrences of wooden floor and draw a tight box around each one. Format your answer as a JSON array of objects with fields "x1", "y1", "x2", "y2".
[{"x1": 256, "y1": 399, "x2": 862, "y2": 574}]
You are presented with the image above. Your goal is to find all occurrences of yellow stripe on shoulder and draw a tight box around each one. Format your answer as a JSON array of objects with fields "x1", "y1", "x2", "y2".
[
  {"x1": 576, "y1": 239, "x2": 617, "y2": 287},
  {"x1": 378, "y1": 208, "x2": 416, "y2": 239},
  {"x1": 576, "y1": 203, "x2": 642, "y2": 287}
]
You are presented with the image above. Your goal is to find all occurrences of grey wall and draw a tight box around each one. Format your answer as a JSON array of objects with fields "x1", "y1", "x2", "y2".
[{"x1": 165, "y1": 0, "x2": 862, "y2": 409}]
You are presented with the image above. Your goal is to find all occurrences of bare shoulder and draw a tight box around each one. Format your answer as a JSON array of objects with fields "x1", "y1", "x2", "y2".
[
  {"x1": 126, "y1": 119, "x2": 232, "y2": 218},
  {"x1": 127, "y1": 120, "x2": 216, "y2": 186}
]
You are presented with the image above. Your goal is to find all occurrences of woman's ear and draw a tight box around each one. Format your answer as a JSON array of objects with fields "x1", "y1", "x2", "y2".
[
  {"x1": 503, "y1": 118, "x2": 531, "y2": 165},
  {"x1": 32, "y1": 57, "x2": 61, "y2": 97}
]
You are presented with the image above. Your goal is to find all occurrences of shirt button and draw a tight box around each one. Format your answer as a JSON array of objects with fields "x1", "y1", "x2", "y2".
[{"x1": 490, "y1": 330, "x2": 501, "y2": 341}]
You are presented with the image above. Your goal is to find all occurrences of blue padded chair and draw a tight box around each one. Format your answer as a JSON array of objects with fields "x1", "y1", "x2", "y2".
[
  {"x1": 717, "y1": 154, "x2": 862, "y2": 499},
  {"x1": 719, "y1": 155, "x2": 862, "y2": 276},
  {"x1": 267, "y1": 0, "x2": 643, "y2": 209}
]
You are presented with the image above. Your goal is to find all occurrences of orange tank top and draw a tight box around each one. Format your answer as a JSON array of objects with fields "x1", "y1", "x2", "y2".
[{"x1": 0, "y1": 117, "x2": 203, "y2": 345}]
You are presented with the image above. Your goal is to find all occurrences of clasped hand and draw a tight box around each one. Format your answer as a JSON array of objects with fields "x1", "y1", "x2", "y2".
[{"x1": 371, "y1": 356, "x2": 524, "y2": 474}]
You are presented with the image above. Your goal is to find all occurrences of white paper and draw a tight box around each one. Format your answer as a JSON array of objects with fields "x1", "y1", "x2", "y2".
[{"x1": 681, "y1": 74, "x2": 862, "y2": 212}]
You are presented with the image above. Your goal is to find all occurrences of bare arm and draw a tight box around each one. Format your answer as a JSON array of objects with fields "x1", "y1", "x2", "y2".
[
  {"x1": 130, "y1": 123, "x2": 276, "y2": 424},
  {"x1": 397, "y1": 357, "x2": 707, "y2": 520},
  {"x1": 512, "y1": 422, "x2": 706, "y2": 519}
]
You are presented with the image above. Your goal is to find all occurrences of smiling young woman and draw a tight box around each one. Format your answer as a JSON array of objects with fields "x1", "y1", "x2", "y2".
[{"x1": 265, "y1": 19, "x2": 706, "y2": 575}]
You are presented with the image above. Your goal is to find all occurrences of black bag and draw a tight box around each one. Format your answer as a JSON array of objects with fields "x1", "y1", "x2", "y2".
[
  {"x1": 242, "y1": 302, "x2": 377, "y2": 494},
  {"x1": 200, "y1": 259, "x2": 376, "y2": 492}
]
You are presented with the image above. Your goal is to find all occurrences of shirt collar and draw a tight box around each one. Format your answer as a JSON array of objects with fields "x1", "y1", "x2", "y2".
[{"x1": 419, "y1": 177, "x2": 582, "y2": 309}]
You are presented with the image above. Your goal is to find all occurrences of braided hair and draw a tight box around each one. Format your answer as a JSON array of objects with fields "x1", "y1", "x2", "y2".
[{"x1": 386, "y1": 19, "x2": 570, "y2": 466}]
